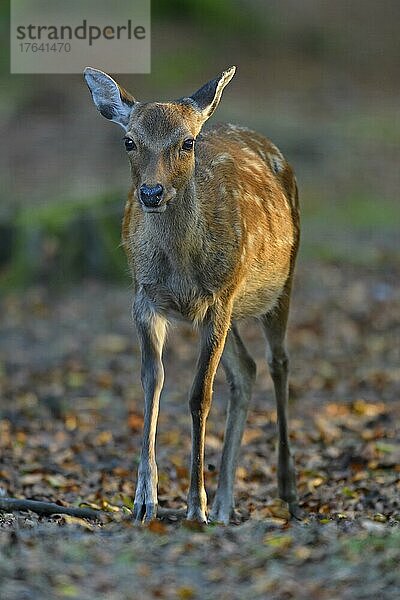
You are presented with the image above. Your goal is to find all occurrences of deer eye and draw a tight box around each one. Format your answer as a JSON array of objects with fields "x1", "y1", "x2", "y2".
[
  {"x1": 123, "y1": 137, "x2": 136, "y2": 151},
  {"x1": 182, "y1": 138, "x2": 194, "y2": 151}
]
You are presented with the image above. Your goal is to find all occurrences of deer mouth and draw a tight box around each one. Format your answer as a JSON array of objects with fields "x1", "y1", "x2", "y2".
[{"x1": 142, "y1": 203, "x2": 167, "y2": 213}]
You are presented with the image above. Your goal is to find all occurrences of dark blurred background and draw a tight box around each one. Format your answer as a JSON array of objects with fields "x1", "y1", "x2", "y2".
[{"x1": 0, "y1": 0, "x2": 399, "y2": 286}]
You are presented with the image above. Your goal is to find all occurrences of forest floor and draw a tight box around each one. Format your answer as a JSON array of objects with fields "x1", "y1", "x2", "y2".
[{"x1": 0, "y1": 258, "x2": 399, "y2": 599}]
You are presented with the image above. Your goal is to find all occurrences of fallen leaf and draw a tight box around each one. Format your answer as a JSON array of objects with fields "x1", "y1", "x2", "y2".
[
  {"x1": 146, "y1": 520, "x2": 168, "y2": 534},
  {"x1": 177, "y1": 586, "x2": 196, "y2": 600},
  {"x1": 61, "y1": 515, "x2": 94, "y2": 531},
  {"x1": 128, "y1": 412, "x2": 144, "y2": 431}
]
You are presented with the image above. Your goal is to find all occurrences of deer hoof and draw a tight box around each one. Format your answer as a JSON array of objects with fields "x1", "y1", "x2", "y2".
[
  {"x1": 288, "y1": 501, "x2": 305, "y2": 521},
  {"x1": 132, "y1": 502, "x2": 158, "y2": 524},
  {"x1": 208, "y1": 511, "x2": 229, "y2": 526},
  {"x1": 209, "y1": 499, "x2": 234, "y2": 525},
  {"x1": 186, "y1": 506, "x2": 207, "y2": 524}
]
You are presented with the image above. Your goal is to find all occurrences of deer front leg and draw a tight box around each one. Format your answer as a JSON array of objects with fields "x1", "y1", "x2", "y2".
[
  {"x1": 132, "y1": 299, "x2": 167, "y2": 523},
  {"x1": 187, "y1": 303, "x2": 231, "y2": 523}
]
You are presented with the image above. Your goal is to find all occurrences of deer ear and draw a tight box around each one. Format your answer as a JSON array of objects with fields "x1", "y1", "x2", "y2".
[
  {"x1": 189, "y1": 66, "x2": 236, "y2": 123},
  {"x1": 84, "y1": 67, "x2": 136, "y2": 131}
]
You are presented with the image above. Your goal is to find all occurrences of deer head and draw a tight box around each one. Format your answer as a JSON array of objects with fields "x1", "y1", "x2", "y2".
[{"x1": 84, "y1": 66, "x2": 236, "y2": 213}]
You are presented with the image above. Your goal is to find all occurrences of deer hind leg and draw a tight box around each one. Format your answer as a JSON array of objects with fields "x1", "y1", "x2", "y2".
[
  {"x1": 210, "y1": 325, "x2": 256, "y2": 524},
  {"x1": 261, "y1": 286, "x2": 299, "y2": 517}
]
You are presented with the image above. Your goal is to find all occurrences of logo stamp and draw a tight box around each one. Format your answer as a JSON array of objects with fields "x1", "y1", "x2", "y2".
[{"x1": 10, "y1": 0, "x2": 151, "y2": 74}]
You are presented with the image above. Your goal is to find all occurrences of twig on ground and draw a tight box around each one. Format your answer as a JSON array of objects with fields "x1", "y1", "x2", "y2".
[
  {"x1": 0, "y1": 498, "x2": 101, "y2": 520},
  {"x1": 0, "y1": 498, "x2": 187, "y2": 523}
]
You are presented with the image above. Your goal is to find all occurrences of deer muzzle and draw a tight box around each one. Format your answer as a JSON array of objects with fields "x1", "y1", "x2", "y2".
[
  {"x1": 140, "y1": 184, "x2": 164, "y2": 208},
  {"x1": 137, "y1": 184, "x2": 177, "y2": 213}
]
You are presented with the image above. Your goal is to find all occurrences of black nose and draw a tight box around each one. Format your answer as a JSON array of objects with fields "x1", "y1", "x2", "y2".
[{"x1": 140, "y1": 184, "x2": 164, "y2": 207}]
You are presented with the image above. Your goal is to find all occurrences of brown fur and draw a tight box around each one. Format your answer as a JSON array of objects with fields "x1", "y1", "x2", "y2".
[{"x1": 122, "y1": 119, "x2": 300, "y2": 322}]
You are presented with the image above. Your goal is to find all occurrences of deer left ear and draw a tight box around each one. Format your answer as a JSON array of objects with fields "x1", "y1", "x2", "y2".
[
  {"x1": 84, "y1": 67, "x2": 136, "y2": 131},
  {"x1": 189, "y1": 66, "x2": 236, "y2": 123}
]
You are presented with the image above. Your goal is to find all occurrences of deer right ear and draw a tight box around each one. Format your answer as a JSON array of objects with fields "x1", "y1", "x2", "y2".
[
  {"x1": 189, "y1": 66, "x2": 236, "y2": 124},
  {"x1": 84, "y1": 67, "x2": 136, "y2": 131}
]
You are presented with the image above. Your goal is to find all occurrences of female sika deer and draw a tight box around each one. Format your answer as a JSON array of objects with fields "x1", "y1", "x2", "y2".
[{"x1": 84, "y1": 66, "x2": 300, "y2": 524}]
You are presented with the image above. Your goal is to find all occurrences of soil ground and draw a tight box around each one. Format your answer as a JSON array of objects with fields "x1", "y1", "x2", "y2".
[{"x1": 0, "y1": 258, "x2": 399, "y2": 599}]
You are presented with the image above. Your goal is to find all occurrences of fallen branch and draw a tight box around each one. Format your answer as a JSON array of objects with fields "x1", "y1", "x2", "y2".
[
  {"x1": 0, "y1": 497, "x2": 187, "y2": 522},
  {"x1": 0, "y1": 498, "x2": 101, "y2": 520}
]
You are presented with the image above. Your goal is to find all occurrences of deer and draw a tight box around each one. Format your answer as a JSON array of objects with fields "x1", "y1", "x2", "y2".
[{"x1": 83, "y1": 65, "x2": 300, "y2": 525}]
